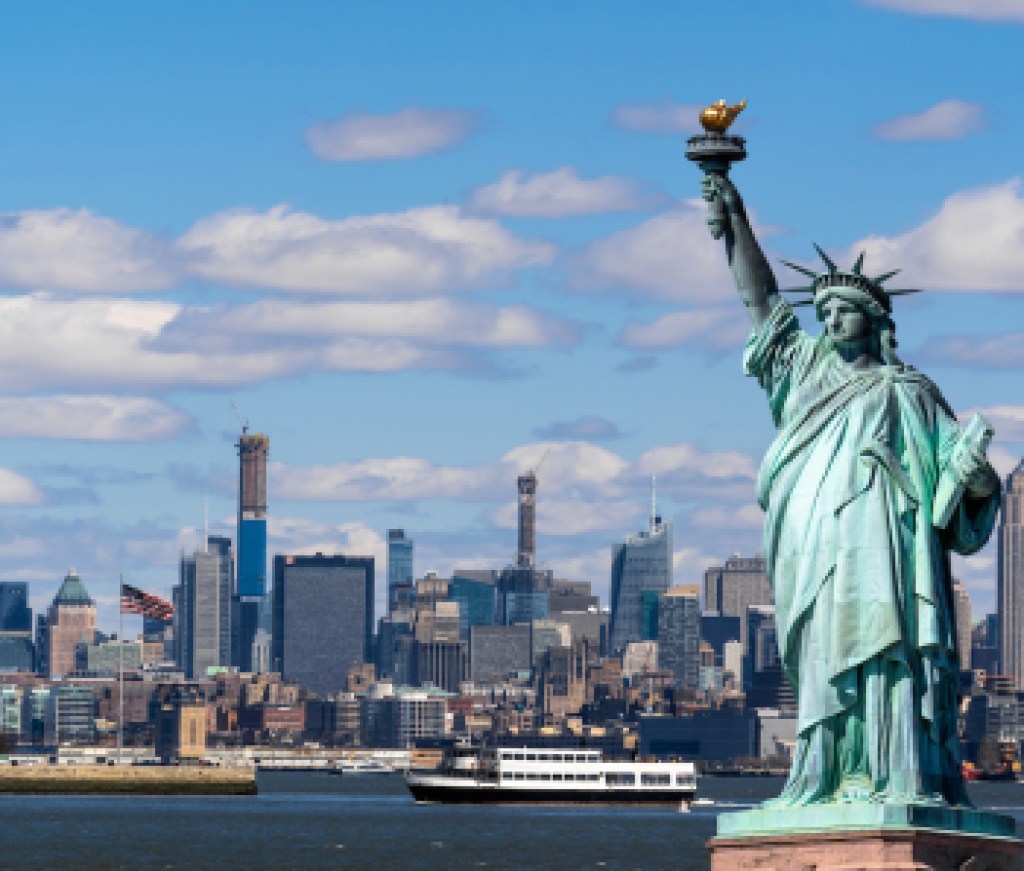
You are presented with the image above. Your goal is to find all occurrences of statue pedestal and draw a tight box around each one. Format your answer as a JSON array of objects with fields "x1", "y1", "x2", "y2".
[{"x1": 708, "y1": 804, "x2": 1022, "y2": 870}]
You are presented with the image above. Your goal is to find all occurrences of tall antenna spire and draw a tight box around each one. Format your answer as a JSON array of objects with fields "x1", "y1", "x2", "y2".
[
  {"x1": 203, "y1": 494, "x2": 209, "y2": 552},
  {"x1": 650, "y1": 474, "x2": 657, "y2": 530}
]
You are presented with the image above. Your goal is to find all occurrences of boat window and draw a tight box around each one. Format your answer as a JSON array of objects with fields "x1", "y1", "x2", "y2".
[
  {"x1": 552, "y1": 773, "x2": 562, "y2": 781},
  {"x1": 526, "y1": 753, "x2": 537, "y2": 761},
  {"x1": 527, "y1": 772, "x2": 539, "y2": 780},
  {"x1": 514, "y1": 753, "x2": 525, "y2": 761},
  {"x1": 589, "y1": 773, "x2": 601, "y2": 781},
  {"x1": 540, "y1": 773, "x2": 551, "y2": 780},
  {"x1": 538, "y1": 753, "x2": 550, "y2": 761},
  {"x1": 641, "y1": 773, "x2": 671, "y2": 786},
  {"x1": 514, "y1": 772, "x2": 525, "y2": 780},
  {"x1": 675, "y1": 774, "x2": 693, "y2": 786},
  {"x1": 606, "y1": 772, "x2": 635, "y2": 786}
]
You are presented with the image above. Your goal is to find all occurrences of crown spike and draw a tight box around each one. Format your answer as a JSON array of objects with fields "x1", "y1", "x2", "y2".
[
  {"x1": 812, "y1": 243, "x2": 837, "y2": 274},
  {"x1": 781, "y1": 259, "x2": 819, "y2": 279},
  {"x1": 852, "y1": 251, "x2": 866, "y2": 275},
  {"x1": 887, "y1": 288, "x2": 922, "y2": 297},
  {"x1": 781, "y1": 286, "x2": 815, "y2": 295},
  {"x1": 873, "y1": 269, "x2": 901, "y2": 285}
]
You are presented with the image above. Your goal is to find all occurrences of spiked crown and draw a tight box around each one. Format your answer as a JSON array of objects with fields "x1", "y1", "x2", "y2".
[{"x1": 782, "y1": 245, "x2": 920, "y2": 315}]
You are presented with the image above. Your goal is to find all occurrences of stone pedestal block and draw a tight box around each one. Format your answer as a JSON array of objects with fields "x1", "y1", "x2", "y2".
[{"x1": 707, "y1": 827, "x2": 1023, "y2": 871}]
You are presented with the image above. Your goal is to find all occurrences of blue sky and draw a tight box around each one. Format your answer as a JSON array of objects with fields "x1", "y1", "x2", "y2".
[{"x1": 0, "y1": 0, "x2": 1022, "y2": 631}]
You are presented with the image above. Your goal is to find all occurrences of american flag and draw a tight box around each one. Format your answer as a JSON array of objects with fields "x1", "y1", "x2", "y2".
[{"x1": 120, "y1": 582, "x2": 174, "y2": 621}]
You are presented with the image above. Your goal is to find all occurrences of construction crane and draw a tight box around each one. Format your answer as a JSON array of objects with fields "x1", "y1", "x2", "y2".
[{"x1": 230, "y1": 401, "x2": 250, "y2": 435}]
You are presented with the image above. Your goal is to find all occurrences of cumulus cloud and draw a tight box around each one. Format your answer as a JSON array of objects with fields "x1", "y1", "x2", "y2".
[
  {"x1": 691, "y1": 504, "x2": 765, "y2": 530},
  {"x1": 917, "y1": 331, "x2": 1024, "y2": 369},
  {"x1": 0, "y1": 209, "x2": 176, "y2": 293},
  {"x1": 569, "y1": 204, "x2": 736, "y2": 302},
  {"x1": 620, "y1": 307, "x2": 750, "y2": 351},
  {"x1": 837, "y1": 179, "x2": 1024, "y2": 292},
  {"x1": 872, "y1": 100, "x2": 986, "y2": 141},
  {"x1": 468, "y1": 167, "x2": 661, "y2": 218},
  {"x1": 0, "y1": 469, "x2": 43, "y2": 505},
  {"x1": 272, "y1": 439, "x2": 757, "y2": 507},
  {"x1": 0, "y1": 396, "x2": 192, "y2": 441},
  {"x1": 490, "y1": 496, "x2": 643, "y2": 536},
  {"x1": 0, "y1": 294, "x2": 578, "y2": 392},
  {"x1": 532, "y1": 416, "x2": 621, "y2": 441},
  {"x1": 160, "y1": 297, "x2": 578, "y2": 350},
  {"x1": 305, "y1": 107, "x2": 479, "y2": 161},
  {"x1": 179, "y1": 204, "x2": 553, "y2": 295},
  {"x1": 673, "y1": 547, "x2": 725, "y2": 586},
  {"x1": 610, "y1": 102, "x2": 706, "y2": 134},
  {"x1": 862, "y1": 0, "x2": 1024, "y2": 22}
]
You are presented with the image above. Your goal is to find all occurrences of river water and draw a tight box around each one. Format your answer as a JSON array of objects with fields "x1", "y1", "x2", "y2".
[{"x1": 2, "y1": 773, "x2": 1023, "y2": 869}]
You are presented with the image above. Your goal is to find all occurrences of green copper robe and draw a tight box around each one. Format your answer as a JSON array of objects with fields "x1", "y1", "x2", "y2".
[{"x1": 744, "y1": 302, "x2": 999, "y2": 807}]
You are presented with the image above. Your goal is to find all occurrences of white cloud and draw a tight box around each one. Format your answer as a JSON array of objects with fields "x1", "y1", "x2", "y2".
[
  {"x1": 691, "y1": 504, "x2": 765, "y2": 530},
  {"x1": 610, "y1": 102, "x2": 706, "y2": 134},
  {"x1": 918, "y1": 331, "x2": 1024, "y2": 369},
  {"x1": 270, "y1": 456, "x2": 505, "y2": 503},
  {"x1": 490, "y1": 497, "x2": 642, "y2": 536},
  {"x1": 838, "y1": 179, "x2": 1024, "y2": 291},
  {"x1": 0, "y1": 469, "x2": 43, "y2": 505},
  {"x1": 620, "y1": 307, "x2": 750, "y2": 350},
  {"x1": 0, "y1": 396, "x2": 192, "y2": 441},
  {"x1": 862, "y1": 0, "x2": 1024, "y2": 22},
  {"x1": 179, "y1": 204, "x2": 554, "y2": 295},
  {"x1": 0, "y1": 209, "x2": 176, "y2": 293},
  {"x1": 305, "y1": 107, "x2": 479, "y2": 161},
  {"x1": 468, "y1": 167, "x2": 661, "y2": 218},
  {"x1": 569, "y1": 205, "x2": 736, "y2": 302},
  {"x1": 165, "y1": 297, "x2": 578, "y2": 349},
  {"x1": 673, "y1": 547, "x2": 724, "y2": 586},
  {"x1": 872, "y1": 100, "x2": 985, "y2": 141},
  {"x1": 0, "y1": 294, "x2": 578, "y2": 392},
  {"x1": 272, "y1": 439, "x2": 757, "y2": 507},
  {"x1": 635, "y1": 443, "x2": 758, "y2": 482}
]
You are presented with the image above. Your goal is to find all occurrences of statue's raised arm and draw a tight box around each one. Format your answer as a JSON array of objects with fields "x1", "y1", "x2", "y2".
[{"x1": 701, "y1": 174, "x2": 780, "y2": 331}]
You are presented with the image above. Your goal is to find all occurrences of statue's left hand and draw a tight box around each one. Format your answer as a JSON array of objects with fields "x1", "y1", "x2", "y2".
[{"x1": 958, "y1": 446, "x2": 1000, "y2": 498}]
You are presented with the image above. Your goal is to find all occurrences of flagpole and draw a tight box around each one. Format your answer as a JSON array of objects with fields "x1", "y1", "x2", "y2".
[{"x1": 118, "y1": 572, "x2": 124, "y2": 765}]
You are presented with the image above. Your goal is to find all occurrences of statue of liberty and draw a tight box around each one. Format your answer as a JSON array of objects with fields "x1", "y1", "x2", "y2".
[{"x1": 700, "y1": 168, "x2": 1002, "y2": 809}]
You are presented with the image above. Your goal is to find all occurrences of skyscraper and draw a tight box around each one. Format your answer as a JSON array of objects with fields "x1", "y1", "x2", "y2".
[
  {"x1": 177, "y1": 535, "x2": 234, "y2": 679},
  {"x1": 999, "y1": 460, "x2": 1024, "y2": 686},
  {"x1": 45, "y1": 570, "x2": 97, "y2": 679},
  {"x1": 609, "y1": 496, "x2": 672, "y2": 653},
  {"x1": 517, "y1": 470, "x2": 537, "y2": 569},
  {"x1": 702, "y1": 555, "x2": 772, "y2": 654},
  {"x1": 0, "y1": 582, "x2": 31, "y2": 632},
  {"x1": 234, "y1": 429, "x2": 268, "y2": 671},
  {"x1": 951, "y1": 578, "x2": 972, "y2": 674},
  {"x1": 387, "y1": 529, "x2": 414, "y2": 613},
  {"x1": 657, "y1": 585, "x2": 700, "y2": 689},
  {"x1": 271, "y1": 553, "x2": 374, "y2": 697}
]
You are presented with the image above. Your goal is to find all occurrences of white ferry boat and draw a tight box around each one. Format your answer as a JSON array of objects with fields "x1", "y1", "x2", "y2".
[{"x1": 406, "y1": 746, "x2": 697, "y2": 806}]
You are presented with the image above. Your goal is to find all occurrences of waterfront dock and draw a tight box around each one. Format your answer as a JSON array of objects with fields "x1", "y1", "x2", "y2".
[{"x1": 0, "y1": 764, "x2": 257, "y2": 795}]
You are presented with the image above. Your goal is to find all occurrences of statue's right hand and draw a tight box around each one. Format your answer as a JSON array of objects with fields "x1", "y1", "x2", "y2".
[
  {"x1": 701, "y1": 174, "x2": 741, "y2": 211},
  {"x1": 700, "y1": 174, "x2": 741, "y2": 240}
]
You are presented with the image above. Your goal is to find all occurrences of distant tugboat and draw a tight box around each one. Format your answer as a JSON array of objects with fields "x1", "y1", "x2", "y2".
[{"x1": 406, "y1": 746, "x2": 697, "y2": 806}]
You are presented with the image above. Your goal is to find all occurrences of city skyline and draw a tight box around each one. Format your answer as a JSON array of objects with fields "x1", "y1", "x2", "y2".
[{"x1": 0, "y1": 3, "x2": 1021, "y2": 631}]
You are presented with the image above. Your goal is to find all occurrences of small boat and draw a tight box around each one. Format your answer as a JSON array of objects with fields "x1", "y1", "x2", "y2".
[{"x1": 406, "y1": 745, "x2": 698, "y2": 806}]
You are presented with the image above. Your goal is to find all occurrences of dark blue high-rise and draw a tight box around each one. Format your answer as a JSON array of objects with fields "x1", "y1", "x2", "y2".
[{"x1": 233, "y1": 429, "x2": 268, "y2": 671}]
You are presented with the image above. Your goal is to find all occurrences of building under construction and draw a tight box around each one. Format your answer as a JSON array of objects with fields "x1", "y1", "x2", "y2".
[{"x1": 234, "y1": 429, "x2": 269, "y2": 671}]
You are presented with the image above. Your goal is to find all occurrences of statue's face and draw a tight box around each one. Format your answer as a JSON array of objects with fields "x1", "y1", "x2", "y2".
[{"x1": 820, "y1": 296, "x2": 871, "y2": 348}]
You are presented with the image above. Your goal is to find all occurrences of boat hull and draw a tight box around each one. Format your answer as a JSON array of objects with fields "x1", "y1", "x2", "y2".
[{"x1": 407, "y1": 781, "x2": 695, "y2": 805}]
